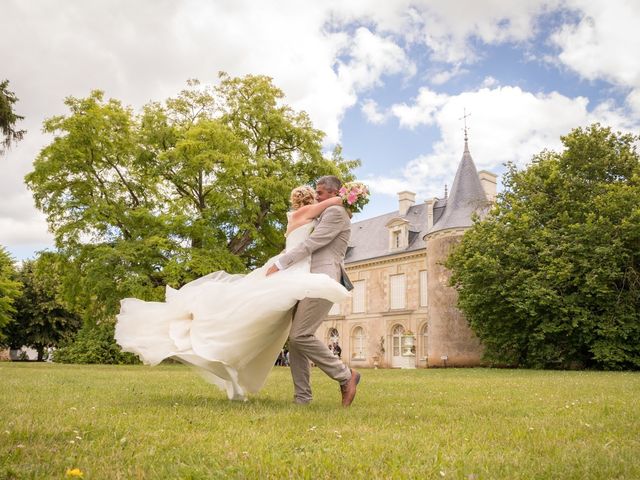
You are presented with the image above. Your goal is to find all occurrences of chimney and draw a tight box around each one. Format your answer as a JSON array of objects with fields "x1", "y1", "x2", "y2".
[
  {"x1": 425, "y1": 198, "x2": 436, "y2": 230},
  {"x1": 398, "y1": 191, "x2": 416, "y2": 216},
  {"x1": 478, "y1": 170, "x2": 497, "y2": 202}
]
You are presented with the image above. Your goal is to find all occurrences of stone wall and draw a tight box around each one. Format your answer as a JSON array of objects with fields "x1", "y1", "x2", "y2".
[
  {"x1": 425, "y1": 230, "x2": 483, "y2": 366},
  {"x1": 310, "y1": 230, "x2": 485, "y2": 368},
  {"x1": 320, "y1": 252, "x2": 428, "y2": 368}
]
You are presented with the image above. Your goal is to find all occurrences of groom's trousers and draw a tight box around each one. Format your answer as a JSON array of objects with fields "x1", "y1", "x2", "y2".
[{"x1": 288, "y1": 298, "x2": 352, "y2": 403}]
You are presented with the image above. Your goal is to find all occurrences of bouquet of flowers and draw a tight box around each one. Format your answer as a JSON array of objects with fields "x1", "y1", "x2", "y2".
[{"x1": 339, "y1": 181, "x2": 370, "y2": 214}]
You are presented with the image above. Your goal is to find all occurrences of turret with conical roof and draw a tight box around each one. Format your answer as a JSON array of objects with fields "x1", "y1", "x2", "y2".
[
  {"x1": 428, "y1": 135, "x2": 488, "y2": 235},
  {"x1": 423, "y1": 133, "x2": 490, "y2": 368}
]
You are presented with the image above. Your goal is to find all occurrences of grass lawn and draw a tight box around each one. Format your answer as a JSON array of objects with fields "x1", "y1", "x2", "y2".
[{"x1": 1, "y1": 363, "x2": 639, "y2": 479}]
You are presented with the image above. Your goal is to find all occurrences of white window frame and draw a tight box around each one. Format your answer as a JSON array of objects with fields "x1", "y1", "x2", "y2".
[
  {"x1": 392, "y1": 324, "x2": 404, "y2": 357},
  {"x1": 419, "y1": 270, "x2": 428, "y2": 307},
  {"x1": 352, "y1": 280, "x2": 366, "y2": 313},
  {"x1": 393, "y1": 230, "x2": 401, "y2": 248},
  {"x1": 420, "y1": 323, "x2": 428, "y2": 359},
  {"x1": 352, "y1": 326, "x2": 366, "y2": 360},
  {"x1": 390, "y1": 273, "x2": 406, "y2": 310}
]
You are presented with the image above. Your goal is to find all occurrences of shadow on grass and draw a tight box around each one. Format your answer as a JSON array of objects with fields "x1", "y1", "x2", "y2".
[
  {"x1": 132, "y1": 390, "x2": 349, "y2": 416},
  {"x1": 137, "y1": 392, "x2": 296, "y2": 411}
]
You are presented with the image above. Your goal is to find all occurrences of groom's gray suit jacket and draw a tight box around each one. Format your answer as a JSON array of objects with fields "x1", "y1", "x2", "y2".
[{"x1": 278, "y1": 205, "x2": 353, "y2": 290}]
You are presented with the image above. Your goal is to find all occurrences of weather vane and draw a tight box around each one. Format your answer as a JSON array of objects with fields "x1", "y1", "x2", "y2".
[{"x1": 459, "y1": 108, "x2": 471, "y2": 141}]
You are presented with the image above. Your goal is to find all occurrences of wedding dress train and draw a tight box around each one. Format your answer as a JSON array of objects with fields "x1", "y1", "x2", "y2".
[{"x1": 115, "y1": 221, "x2": 349, "y2": 401}]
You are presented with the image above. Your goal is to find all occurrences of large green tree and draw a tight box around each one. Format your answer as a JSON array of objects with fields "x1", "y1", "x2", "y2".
[
  {"x1": 0, "y1": 79, "x2": 26, "y2": 154},
  {"x1": 0, "y1": 246, "x2": 22, "y2": 343},
  {"x1": 26, "y1": 73, "x2": 358, "y2": 325},
  {"x1": 447, "y1": 124, "x2": 640, "y2": 370},
  {"x1": 3, "y1": 254, "x2": 81, "y2": 360},
  {"x1": 25, "y1": 90, "x2": 169, "y2": 321}
]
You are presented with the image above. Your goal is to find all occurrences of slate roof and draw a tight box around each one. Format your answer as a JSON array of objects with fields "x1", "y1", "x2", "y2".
[
  {"x1": 345, "y1": 202, "x2": 430, "y2": 264},
  {"x1": 428, "y1": 138, "x2": 489, "y2": 235},
  {"x1": 344, "y1": 138, "x2": 489, "y2": 265}
]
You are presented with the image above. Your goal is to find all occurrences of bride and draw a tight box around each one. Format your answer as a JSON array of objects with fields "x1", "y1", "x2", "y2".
[{"x1": 115, "y1": 186, "x2": 350, "y2": 401}]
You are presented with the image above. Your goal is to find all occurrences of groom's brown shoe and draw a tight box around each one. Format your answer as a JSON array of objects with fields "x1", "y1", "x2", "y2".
[{"x1": 340, "y1": 369, "x2": 361, "y2": 407}]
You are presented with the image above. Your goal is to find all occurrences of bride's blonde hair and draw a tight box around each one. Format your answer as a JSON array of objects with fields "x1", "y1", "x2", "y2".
[{"x1": 290, "y1": 185, "x2": 316, "y2": 210}]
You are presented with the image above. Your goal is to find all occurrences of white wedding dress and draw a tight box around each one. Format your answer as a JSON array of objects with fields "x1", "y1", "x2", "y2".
[{"x1": 115, "y1": 220, "x2": 349, "y2": 401}]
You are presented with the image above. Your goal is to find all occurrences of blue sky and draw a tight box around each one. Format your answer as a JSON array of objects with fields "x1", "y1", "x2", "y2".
[
  {"x1": 340, "y1": 5, "x2": 637, "y2": 219},
  {"x1": 1, "y1": 0, "x2": 639, "y2": 260}
]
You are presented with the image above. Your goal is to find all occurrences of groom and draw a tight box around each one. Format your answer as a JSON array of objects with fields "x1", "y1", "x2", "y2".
[{"x1": 266, "y1": 175, "x2": 360, "y2": 406}]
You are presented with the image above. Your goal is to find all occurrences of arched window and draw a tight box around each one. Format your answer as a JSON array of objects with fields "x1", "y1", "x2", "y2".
[
  {"x1": 327, "y1": 328, "x2": 339, "y2": 345},
  {"x1": 420, "y1": 323, "x2": 428, "y2": 359},
  {"x1": 326, "y1": 328, "x2": 341, "y2": 358},
  {"x1": 351, "y1": 326, "x2": 366, "y2": 360},
  {"x1": 392, "y1": 324, "x2": 405, "y2": 357}
]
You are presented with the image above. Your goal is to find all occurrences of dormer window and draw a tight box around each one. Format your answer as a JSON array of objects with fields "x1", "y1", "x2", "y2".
[
  {"x1": 386, "y1": 217, "x2": 409, "y2": 251},
  {"x1": 393, "y1": 230, "x2": 401, "y2": 248}
]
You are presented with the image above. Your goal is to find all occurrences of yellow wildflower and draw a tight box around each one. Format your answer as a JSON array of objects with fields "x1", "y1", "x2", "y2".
[{"x1": 66, "y1": 468, "x2": 83, "y2": 477}]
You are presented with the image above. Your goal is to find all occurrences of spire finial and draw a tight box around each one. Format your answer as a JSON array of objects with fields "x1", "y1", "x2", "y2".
[{"x1": 459, "y1": 108, "x2": 471, "y2": 148}]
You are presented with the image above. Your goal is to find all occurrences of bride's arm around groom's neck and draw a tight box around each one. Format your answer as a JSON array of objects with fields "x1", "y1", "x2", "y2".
[
  {"x1": 292, "y1": 196, "x2": 342, "y2": 223},
  {"x1": 278, "y1": 206, "x2": 348, "y2": 270}
]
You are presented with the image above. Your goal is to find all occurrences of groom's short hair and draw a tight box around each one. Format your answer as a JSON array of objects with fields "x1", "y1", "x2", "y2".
[{"x1": 316, "y1": 175, "x2": 342, "y2": 192}]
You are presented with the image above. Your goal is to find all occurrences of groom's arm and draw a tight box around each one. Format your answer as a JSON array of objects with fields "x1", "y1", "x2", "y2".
[{"x1": 275, "y1": 206, "x2": 347, "y2": 271}]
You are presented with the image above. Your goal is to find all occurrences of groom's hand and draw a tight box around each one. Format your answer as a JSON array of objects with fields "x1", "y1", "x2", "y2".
[{"x1": 266, "y1": 264, "x2": 280, "y2": 276}]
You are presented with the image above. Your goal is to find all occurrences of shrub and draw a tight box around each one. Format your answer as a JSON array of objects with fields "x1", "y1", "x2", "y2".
[{"x1": 53, "y1": 322, "x2": 140, "y2": 365}]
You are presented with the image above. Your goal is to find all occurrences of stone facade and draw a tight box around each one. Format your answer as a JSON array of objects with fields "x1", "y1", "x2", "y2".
[
  {"x1": 321, "y1": 251, "x2": 429, "y2": 369},
  {"x1": 425, "y1": 230, "x2": 483, "y2": 366},
  {"x1": 316, "y1": 138, "x2": 495, "y2": 368}
]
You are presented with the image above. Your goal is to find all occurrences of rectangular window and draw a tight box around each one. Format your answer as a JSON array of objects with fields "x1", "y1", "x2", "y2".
[
  {"x1": 352, "y1": 280, "x2": 366, "y2": 313},
  {"x1": 328, "y1": 303, "x2": 340, "y2": 316},
  {"x1": 420, "y1": 270, "x2": 428, "y2": 307},
  {"x1": 353, "y1": 327, "x2": 366, "y2": 360},
  {"x1": 390, "y1": 274, "x2": 406, "y2": 310}
]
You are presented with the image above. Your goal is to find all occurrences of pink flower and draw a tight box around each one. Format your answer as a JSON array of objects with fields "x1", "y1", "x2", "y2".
[{"x1": 347, "y1": 192, "x2": 357, "y2": 204}]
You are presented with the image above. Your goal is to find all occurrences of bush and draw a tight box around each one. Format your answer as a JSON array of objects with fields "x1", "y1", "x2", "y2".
[
  {"x1": 53, "y1": 322, "x2": 140, "y2": 365},
  {"x1": 447, "y1": 124, "x2": 640, "y2": 370}
]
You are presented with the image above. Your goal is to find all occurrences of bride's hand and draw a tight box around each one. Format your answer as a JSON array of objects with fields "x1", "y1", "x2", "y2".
[{"x1": 266, "y1": 264, "x2": 280, "y2": 276}]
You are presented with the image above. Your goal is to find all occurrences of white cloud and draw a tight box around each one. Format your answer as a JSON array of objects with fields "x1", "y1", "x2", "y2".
[
  {"x1": 0, "y1": 134, "x2": 55, "y2": 251},
  {"x1": 551, "y1": 0, "x2": 640, "y2": 89},
  {"x1": 361, "y1": 99, "x2": 388, "y2": 124},
  {"x1": 337, "y1": 27, "x2": 416, "y2": 92},
  {"x1": 1, "y1": 0, "x2": 638, "y2": 258},
  {"x1": 378, "y1": 84, "x2": 639, "y2": 200},
  {"x1": 390, "y1": 88, "x2": 449, "y2": 129},
  {"x1": 549, "y1": 0, "x2": 640, "y2": 121},
  {"x1": 429, "y1": 64, "x2": 469, "y2": 85},
  {"x1": 365, "y1": 175, "x2": 420, "y2": 197},
  {"x1": 0, "y1": 0, "x2": 419, "y2": 258},
  {"x1": 626, "y1": 89, "x2": 640, "y2": 114},
  {"x1": 402, "y1": 0, "x2": 562, "y2": 63},
  {"x1": 481, "y1": 76, "x2": 499, "y2": 88},
  {"x1": 0, "y1": 216, "x2": 53, "y2": 246}
]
